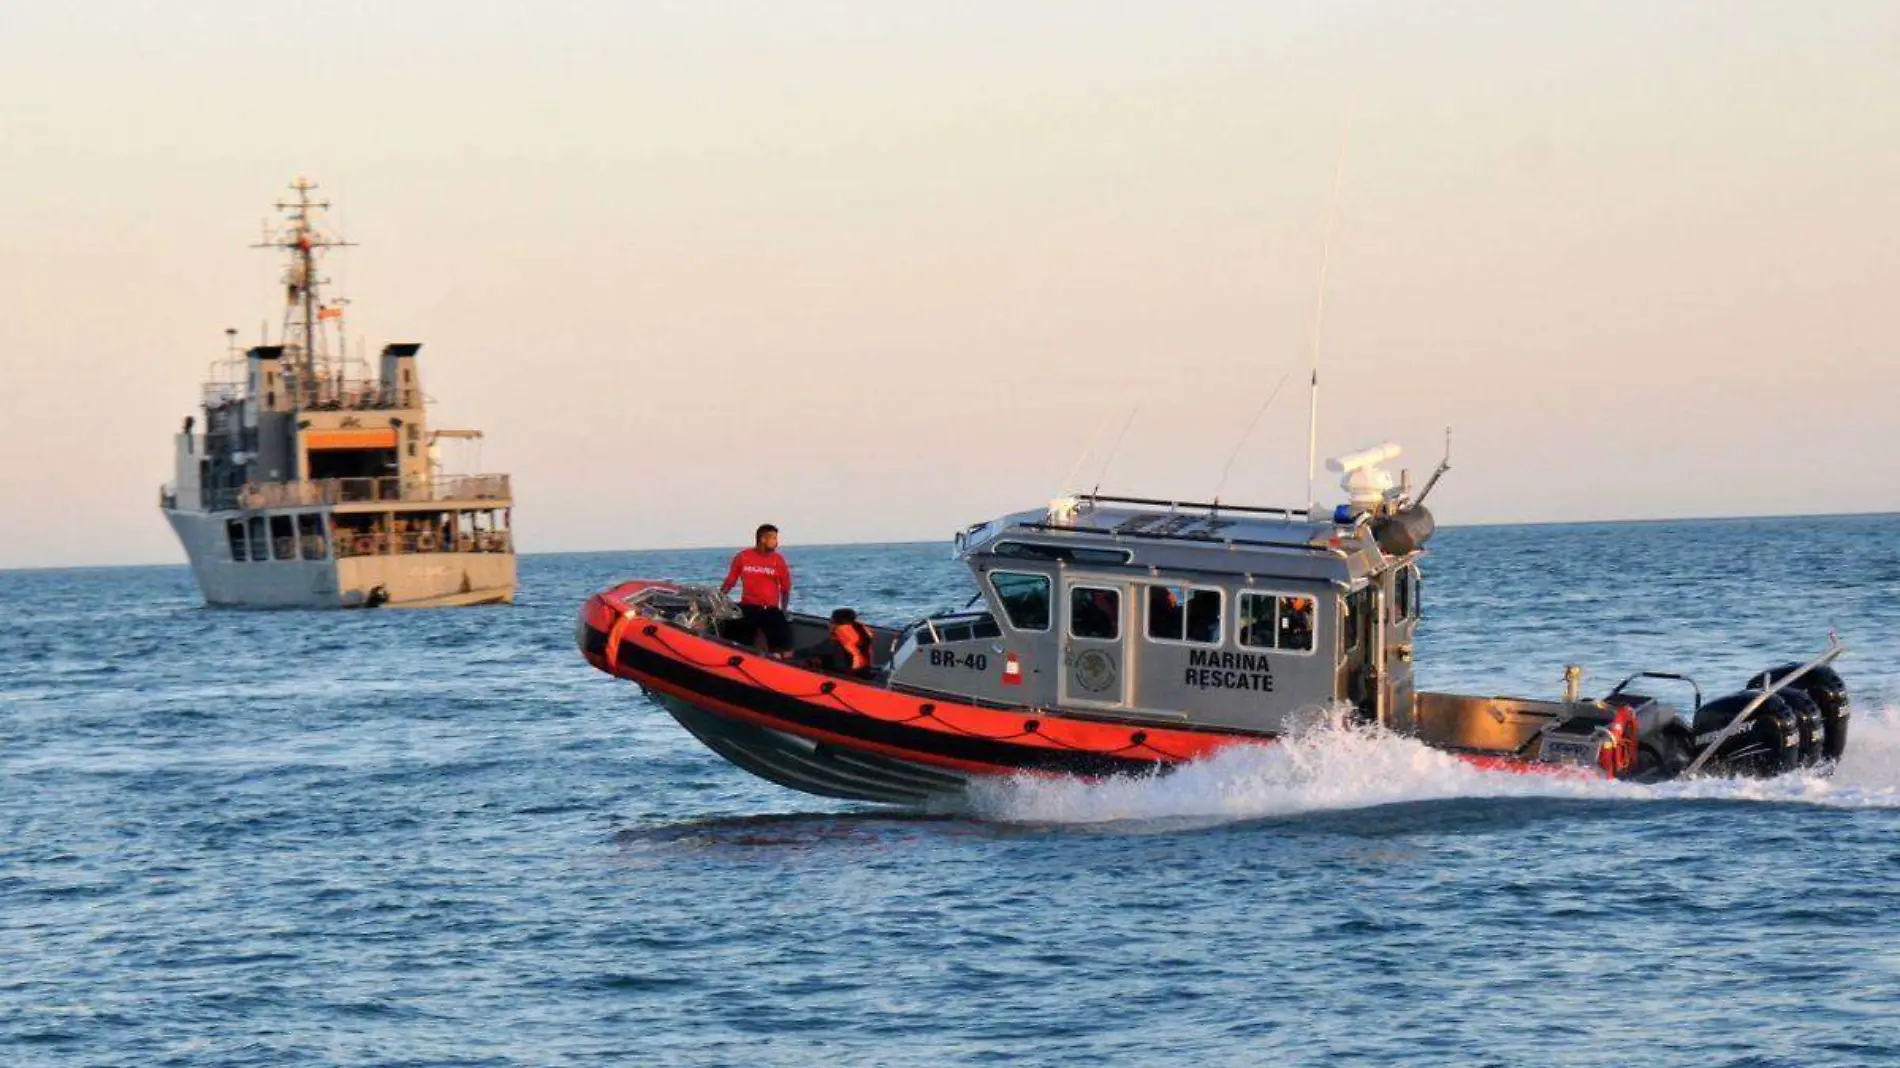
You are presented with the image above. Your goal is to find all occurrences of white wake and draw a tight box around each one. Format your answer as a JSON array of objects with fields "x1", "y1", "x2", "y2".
[{"x1": 969, "y1": 706, "x2": 1900, "y2": 826}]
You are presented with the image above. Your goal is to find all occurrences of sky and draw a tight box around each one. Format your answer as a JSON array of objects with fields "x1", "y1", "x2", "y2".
[{"x1": 1, "y1": 1, "x2": 1896, "y2": 568}]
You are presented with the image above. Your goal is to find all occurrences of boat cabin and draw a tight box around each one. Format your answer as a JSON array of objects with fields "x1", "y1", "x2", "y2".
[{"x1": 886, "y1": 495, "x2": 1427, "y2": 735}]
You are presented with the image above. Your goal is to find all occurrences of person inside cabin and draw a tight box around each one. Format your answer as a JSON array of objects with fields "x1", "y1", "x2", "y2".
[
  {"x1": 1280, "y1": 596, "x2": 1315, "y2": 652},
  {"x1": 798, "y1": 608, "x2": 876, "y2": 678},
  {"x1": 1185, "y1": 590, "x2": 1220, "y2": 644},
  {"x1": 720, "y1": 523, "x2": 795, "y2": 655}
]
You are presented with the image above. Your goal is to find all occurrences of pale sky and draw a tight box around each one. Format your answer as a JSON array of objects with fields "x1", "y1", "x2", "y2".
[{"x1": 1, "y1": 2, "x2": 1896, "y2": 569}]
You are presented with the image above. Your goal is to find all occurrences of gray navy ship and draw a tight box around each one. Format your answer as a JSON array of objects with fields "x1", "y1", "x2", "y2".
[{"x1": 160, "y1": 180, "x2": 516, "y2": 608}]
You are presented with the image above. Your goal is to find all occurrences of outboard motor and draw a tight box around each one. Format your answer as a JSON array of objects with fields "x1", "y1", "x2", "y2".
[
  {"x1": 1771, "y1": 686, "x2": 1826, "y2": 766},
  {"x1": 1690, "y1": 691, "x2": 1801, "y2": 777},
  {"x1": 1749, "y1": 663, "x2": 1851, "y2": 763}
]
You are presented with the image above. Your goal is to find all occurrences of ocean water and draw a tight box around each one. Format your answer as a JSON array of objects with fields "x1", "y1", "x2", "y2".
[{"x1": 5, "y1": 514, "x2": 1900, "y2": 1066}]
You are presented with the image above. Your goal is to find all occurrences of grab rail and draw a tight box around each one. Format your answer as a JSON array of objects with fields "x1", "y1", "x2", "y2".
[
  {"x1": 1607, "y1": 671, "x2": 1704, "y2": 712},
  {"x1": 1681, "y1": 636, "x2": 1846, "y2": 777}
]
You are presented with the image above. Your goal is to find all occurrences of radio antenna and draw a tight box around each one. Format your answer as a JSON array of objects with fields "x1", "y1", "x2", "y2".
[
  {"x1": 1213, "y1": 371, "x2": 1292, "y2": 505},
  {"x1": 1058, "y1": 408, "x2": 1118, "y2": 493},
  {"x1": 1092, "y1": 406, "x2": 1139, "y2": 495},
  {"x1": 1305, "y1": 98, "x2": 1359, "y2": 508}
]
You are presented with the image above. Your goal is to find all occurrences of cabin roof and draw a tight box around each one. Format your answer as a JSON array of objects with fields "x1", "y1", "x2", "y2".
[{"x1": 959, "y1": 495, "x2": 1390, "y2": 585}]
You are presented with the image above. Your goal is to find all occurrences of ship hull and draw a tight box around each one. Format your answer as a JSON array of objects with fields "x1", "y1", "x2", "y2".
[
  {"x1": 579, "y1": 582, "x2": 1588, "y2": 808},
  {"x1": 166, "y1": 508, "x2": 516, "y2": 609}
]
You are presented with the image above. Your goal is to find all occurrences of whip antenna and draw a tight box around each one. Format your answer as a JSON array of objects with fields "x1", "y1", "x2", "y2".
[
  {"x1": 1305, "y1": 98, "x2": 1359, "y2": 508},
  {"x1": 1092, "y1": 406, "x2": 1139, "y2": 495},
  {"x1": 1058, "y1": 409, "x2": 1118, "y2": 493},
  {"x1": 1213, "y1": 371, "x2": 1292, "y2": 504}
]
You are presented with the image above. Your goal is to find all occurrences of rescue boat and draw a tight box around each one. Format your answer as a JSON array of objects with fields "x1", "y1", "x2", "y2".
[{"x1": 578, "y1": 443, "x2": 1850, "y2": 806}]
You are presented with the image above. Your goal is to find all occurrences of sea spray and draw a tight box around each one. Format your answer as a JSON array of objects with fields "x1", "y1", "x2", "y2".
[{"x1": 971, "y1": 705, "x2": 1900, "y2": 826}]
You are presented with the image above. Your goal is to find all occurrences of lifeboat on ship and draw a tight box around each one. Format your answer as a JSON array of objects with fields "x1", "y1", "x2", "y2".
[{"x1": 578, "y1": 443, "x2": 1849, "y2": 806}]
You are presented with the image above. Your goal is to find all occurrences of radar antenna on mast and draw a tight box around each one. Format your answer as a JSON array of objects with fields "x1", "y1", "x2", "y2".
[{"x1": 251, "y1": 178, "x2": 354, "y2": 404}]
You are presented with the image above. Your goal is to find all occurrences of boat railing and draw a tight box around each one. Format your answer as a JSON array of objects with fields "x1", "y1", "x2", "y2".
[
  {"x1": 201, "y1": 382, "x2": 246, "y2": 408},
  {"x1": 335, "y1": 530, "x2": 513, "y2": 557},
  {"x1": 1075, "y1": 493, "x2": 1313, "y2": 521},
  {"x1": 196, "y1": 377, "x2": 420, "y2": 413},
  {"x1": 219, "y1": 474, "x2": 512, "y2": 511}
]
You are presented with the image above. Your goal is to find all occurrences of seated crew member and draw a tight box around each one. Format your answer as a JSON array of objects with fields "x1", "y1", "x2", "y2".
[
  {"x1": 720, "y1": 523, "x2": 794, "y2": 655},
  {"x1": 798, "y1": 608, "x2": 876, "y2": 677}
]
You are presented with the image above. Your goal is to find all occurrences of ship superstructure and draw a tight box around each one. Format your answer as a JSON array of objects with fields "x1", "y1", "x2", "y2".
[{"x1": 160, "y1": 180, "x2": 516, "y2": 608}]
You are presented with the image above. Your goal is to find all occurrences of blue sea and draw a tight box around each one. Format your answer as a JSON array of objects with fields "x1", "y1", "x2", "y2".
[{"x1": 6, "y1": 514, "x2": 1900, "y2": 1066}]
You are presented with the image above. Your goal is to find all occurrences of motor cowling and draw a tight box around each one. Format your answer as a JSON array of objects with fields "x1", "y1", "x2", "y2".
[
  {"x1": 1690, "y1": 691, "x2": 1801, "y2": 777},
  {"x1": 1773, "y1": 686, "x2": 1825, "y2": 767},
  {"x1": 1749, "y1": 663, "x2": 1851, "y2": 763}
]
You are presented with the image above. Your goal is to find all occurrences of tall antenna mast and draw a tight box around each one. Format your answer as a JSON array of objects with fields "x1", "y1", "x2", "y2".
[
  {"x1": 1305, "y1": 101, "x2": 1359, "y2": 509},
  {"x1": 252, "y1": 178, "x2": 353, "y2": 399}
]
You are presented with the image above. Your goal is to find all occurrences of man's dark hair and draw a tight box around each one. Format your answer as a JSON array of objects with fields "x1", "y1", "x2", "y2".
[
  {"x1": 829, "y1": 608, "x2": 858, "y2": 625},
  {"x1": 755, "y1": 523, "x2": 778, "y2": 540}
]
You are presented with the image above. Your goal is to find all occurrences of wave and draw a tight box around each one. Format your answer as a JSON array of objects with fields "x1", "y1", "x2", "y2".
[{"x1": 970, "y1": 705, "x2": 1900, "y2": 826}]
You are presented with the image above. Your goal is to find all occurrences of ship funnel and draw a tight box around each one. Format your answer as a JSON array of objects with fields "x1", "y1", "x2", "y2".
[{"x1": 1327, "y1": 441, "x2": 1401, "y2": 513}]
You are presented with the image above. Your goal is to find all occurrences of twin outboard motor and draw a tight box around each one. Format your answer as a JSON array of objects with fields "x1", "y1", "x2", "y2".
[{"x1": 1748, "y1": 663, "x2": 1851, "y2": 762}]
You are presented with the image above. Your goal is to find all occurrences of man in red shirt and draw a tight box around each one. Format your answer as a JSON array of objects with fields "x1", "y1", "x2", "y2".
[{"x1": 720, "y1": 523, "x2": 794, "y2": 654}]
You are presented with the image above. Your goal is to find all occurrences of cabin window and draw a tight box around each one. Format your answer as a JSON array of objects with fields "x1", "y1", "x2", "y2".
[
  {"x1": 248, "y1": 516, "x2": 269, "y2": 560},
  {"x1": 1069, "y1": 586, "x2": 1121, "y2": 641},
  {"x1": 269, "y1": 515, "x2": 296, "y2": 561},
  {"x1": 1237, "y1": 592, "x2": 1317, "y2": 654},
  {"x1": 297, "y1": 514, "x2": 328, "y2": 560},
  {"x1": 989, "y1": 571, "x2": 1051, "y2": 632},
  {"x1": 1238, "y1": 593, "x2": 1275, "y2": 648},
  {"x1": 1341, "y1": 588, "x2": 1373, "y2": 654},
  {"x1": 1146, "y1": 585, "x2": 1223, "y2": 645},
  {"x1": 1279, "y1": 595, "x2": 1316, "y2": 652},
  {"x1": 226, "y1": 520, "x2": 248, "y2": 562}
]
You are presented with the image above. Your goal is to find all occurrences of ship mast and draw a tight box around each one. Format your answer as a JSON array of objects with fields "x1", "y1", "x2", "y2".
[{"x1": 253, "y1": 178, "x2": 352, "y2": 401}]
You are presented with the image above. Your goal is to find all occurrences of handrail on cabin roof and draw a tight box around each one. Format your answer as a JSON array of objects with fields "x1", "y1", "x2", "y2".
[{"x1": 1074, "y1": 493, "x2": 1312, "y2": 520}]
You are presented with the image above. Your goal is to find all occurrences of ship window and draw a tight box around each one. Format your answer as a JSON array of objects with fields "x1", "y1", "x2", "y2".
[
  {"x1": 226, "y1": 520, "x2": 248, "y2": 563},
  {"x1": 1069, "y1": 586, "x2": 1120, "y2": 641},
  {"x1": 992, "y1": 541, "x2": 1133, "y2": 566},
  {"x1": 269, "y1": 515, "x2": 296, "y2": 562},
  {"x1": 1341, "y1": 588, "x2": 1373, "y2": 654},
  {"x1": 1238, "y1": 593, "x2": 1275, "y2": 648},
  {"x1": 297, "y1": 514, "x2": 328, "y2": 560},
  {"x1": 1279, "y1": 595, "x2": 1316, "y2": 653},
  {"x1": 248, "y1": 516, "x2": 269, "y2": 560},
  {"x1": 972, "y1": 616, "x2": 1001, "y2": 640},
  {"x1": 1146, "y1": 585, "x2": 1223, "y2": 645},
  {"x1": 1395, "y1": 566, "x2": 1417, "y2": 621},
  {"x1": 989, "y1": 571, "x2": 1051, "y2": 632}
]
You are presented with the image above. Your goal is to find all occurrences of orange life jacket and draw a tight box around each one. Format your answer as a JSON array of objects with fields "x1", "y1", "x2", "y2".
[{"x1": 831, "y1": 622, "x2": 873, "y2": 672}]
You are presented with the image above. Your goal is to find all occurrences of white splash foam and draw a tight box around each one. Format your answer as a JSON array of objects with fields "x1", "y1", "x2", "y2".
[{"x1": 971, "y1": 706, "x2": 1900, "y2": 826}]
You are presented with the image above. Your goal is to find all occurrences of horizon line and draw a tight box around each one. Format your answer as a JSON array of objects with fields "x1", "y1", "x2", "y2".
[{"x1": 5, "y1": 506, "x2": 1896, "y2": 575}]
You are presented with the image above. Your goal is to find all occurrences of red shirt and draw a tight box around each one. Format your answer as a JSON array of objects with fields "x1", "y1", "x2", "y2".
[{"x1": 722, "y1": 548, "x2": 792, "y2": 608}]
